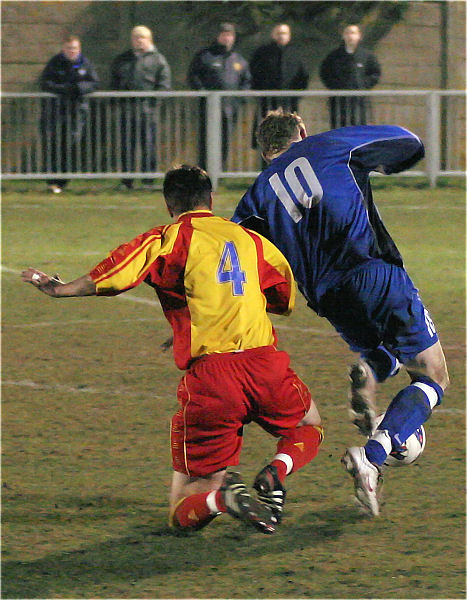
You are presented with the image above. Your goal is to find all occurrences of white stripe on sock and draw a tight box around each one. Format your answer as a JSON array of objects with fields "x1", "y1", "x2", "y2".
[
  {"x1": 206, "y1": 490, "x2": 221, "y2": 514},
  {"x1": 412, "y1": 382, "x2": 439, "y2": 409},
  {"x1": 273, "y1": 453, "x2": 294, "y2": 475},
  {"x1": 369, "y1": 428, "x2": 393, "y2": 455}
]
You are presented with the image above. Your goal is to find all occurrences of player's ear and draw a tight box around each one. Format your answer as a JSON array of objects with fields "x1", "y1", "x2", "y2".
[
  {"x1": 299, "y1": 124, "x2": 307, "y2": 139},
  {"x1": 208, "y1": 192, "x2": 213, "y2": 210}
]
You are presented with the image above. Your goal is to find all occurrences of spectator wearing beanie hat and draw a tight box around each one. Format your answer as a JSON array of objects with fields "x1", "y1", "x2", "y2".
[{"x1": 188, "y1": 23, "x2": 251, "y2": 169}]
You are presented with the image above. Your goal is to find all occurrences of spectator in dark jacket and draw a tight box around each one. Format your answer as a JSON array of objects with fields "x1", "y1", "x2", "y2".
[
  {"x1": 40, "y1": 35, "x2": 99, "y2": 193},
  {"x1": 188, "y1": 23, "x2": 251, "y2": 169},
  {"x1": 320, "y1": 24, "x2": 381, "y2": 128},
  {"x1": 251, "y1": 24, "x2": 308, "y2": 113},
  {"x1": 250, "y1": 23, "x2": 309, "y2": 154},
  {"x1": 110, "y1": 25, "x2": 171, "y2": 189}
]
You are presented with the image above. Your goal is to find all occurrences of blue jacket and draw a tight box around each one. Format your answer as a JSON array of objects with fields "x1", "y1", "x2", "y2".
[{"x1": 40, "y1": 52, "x2": 99, "y2": 105}]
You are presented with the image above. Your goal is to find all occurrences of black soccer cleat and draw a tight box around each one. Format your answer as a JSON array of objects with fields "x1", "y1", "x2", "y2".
[
  {"x1": 220, "y1": 471, "x2": 276, "y2": 535},
  {"x1": 253, "y1": 464, "x2": 286, "y2": 525}
]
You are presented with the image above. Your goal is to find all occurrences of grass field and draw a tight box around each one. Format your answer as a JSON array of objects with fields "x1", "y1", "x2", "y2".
[{"x1": 2, "y1": 178, "x2": 465, "y2": 599}]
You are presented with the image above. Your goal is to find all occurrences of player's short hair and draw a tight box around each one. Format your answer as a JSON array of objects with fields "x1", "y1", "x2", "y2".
[
  {"x1": 257, "y1": 109, "x2": 304, "y2": 157},
  {"x1": 163, "y1": 165, "x2": 212, "y2": 214}
]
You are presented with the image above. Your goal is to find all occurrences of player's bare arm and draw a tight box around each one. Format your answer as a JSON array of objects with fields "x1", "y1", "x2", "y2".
[{"x1": 21, "y1": 268, "x2": 96, "y2": 297}]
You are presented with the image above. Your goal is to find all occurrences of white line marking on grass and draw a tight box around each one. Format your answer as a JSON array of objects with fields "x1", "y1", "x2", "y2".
[
  {"x1": 3, "y1": 265, "x2": 162, "y2": 310},
  {"x1": 226, "y1": 205, "x2": 463, "y2": 213},
  {"x1": 7, "y1": 266, "x2": 336, "y2": 334},
  {"x1": 4, "y1": 204, "x2": 44, "y2": 209},
  {"x1": 6, "y1": 204, "x2": 159, "y2": 210},
  {"x1": 2, "y1": 379, "x2": 167, "y2": 400},
  {"x1": 42, "y1": 251, "x2": 103, "y2": 256},
  {"x1": 7, "y1": 202, "x2": 464, "y2": 212},
  {"x1": 3, "y1": 380, "x2": 464, "y2": 414},
  {"x1": 0, "y1": 264, "x2": 398, "y2": 337},
  {"x1": 1, "y1": 266, "x2": 20, "y2": 275},
  {"x1": 382, "y1": 205, "x2": 463, "y2": 211},
  {"x1": 117, "y1": 294, "x2": 162, "y2": 309},
  {"x1": 274, "y1": 323, "x2": 339, "y2": 336},
  {"x1": 5, "y1": 317, "x2": 159, "y2": 329}
]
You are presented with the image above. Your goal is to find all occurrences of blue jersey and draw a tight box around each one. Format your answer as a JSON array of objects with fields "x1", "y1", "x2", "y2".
[{"x1": 233, "y1": 125, "x2": 424, "y2": 313}]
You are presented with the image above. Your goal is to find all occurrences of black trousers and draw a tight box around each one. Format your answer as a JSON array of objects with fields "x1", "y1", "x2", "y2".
[
  {"x1": 197, "y1": 98, "x2": 238, "y2": 170},
  {"x1": 328, "y1": 96, "x2": 369, "y2": 129},
  {"x1": 40, "y1": 98, "x2": 87, "y2": 188},
  {"x1": 119, "y1": 101, "x2": 157, "y2": 185}
]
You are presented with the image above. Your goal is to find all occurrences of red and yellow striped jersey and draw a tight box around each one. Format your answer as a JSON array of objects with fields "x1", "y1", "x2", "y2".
[{"x1": 90, "y1": 210, "x2": 295, "y2": 369}]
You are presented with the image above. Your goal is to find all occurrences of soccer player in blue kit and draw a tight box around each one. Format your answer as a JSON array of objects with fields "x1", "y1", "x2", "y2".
[{"x1": 232, "y1": 110, "x2": 449, "y2": 516}]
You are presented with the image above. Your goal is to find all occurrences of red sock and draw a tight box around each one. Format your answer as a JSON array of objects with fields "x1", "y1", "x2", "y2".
[
  {"x1": 271, "y1": 424, "x2": 324, "y2": 482},
  {"x1": 171, "y1": 490, "x2": 227, "y2": 530}
]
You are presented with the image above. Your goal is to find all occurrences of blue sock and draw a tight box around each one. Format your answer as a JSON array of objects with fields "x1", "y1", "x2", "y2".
[
  {"x1": 363, "y1": 345, "x2": 400, "y2": 383},
  {"x1": 365, "y1": 438, "x2": 389, "y2": 465},
  {"x1": 365, "y1": 378, "x2": 443, "y2": 466}
]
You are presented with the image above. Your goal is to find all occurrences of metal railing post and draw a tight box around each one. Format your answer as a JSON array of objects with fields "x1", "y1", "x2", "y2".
[
  {"x1": 1, "y1": 90, "x2": 464, "y2": 181},
  {"x1": 206, "y1": 92, "x2": 222, "y2": 190},
  {"x1": 425, "y1": 91, "x2": 441, "y2": 188}
]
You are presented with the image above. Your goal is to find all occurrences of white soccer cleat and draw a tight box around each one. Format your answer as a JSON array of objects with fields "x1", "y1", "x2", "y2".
[
  {"x1": 48, "y1": 184, "x2": 62, "y2": 194},
  {"x1": 342, "y1": 446, "x2": 382, "y2": 517},
  {"x1": 348, "y1": 362, "x2": 377, "y2": 437}
]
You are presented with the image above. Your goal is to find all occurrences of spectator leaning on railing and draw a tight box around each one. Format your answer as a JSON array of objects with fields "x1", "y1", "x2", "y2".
[
  {"x1": 39, "y1": 35, "x2": 99, "y2": 194},
  {"x1": 250, "y1": 23, "x2": 309, "y2": 161},
  {"x1": 250, "y1": 24, "x2": 309, "y2": 117},
  {"x1": 320, "y1": 24, "x2": 381, "y2": 128},
  {"x1": 110, "y1": 25, "x2": 171, "y2": 190}
]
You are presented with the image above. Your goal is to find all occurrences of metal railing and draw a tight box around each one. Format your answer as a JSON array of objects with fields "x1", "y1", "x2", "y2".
[{"x1": 1, "y1": 90, "x2": 465, "y2": 187}]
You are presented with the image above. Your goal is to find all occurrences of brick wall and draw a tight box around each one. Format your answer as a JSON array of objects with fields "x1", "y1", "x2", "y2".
[
  {"x1": 1, "y1": 1, "x2": 131, "y2": 90},
  {"x1": 1, "y1": 1, "x2": 465, "y2": 92},
  {"x1": 377, "y1": 2, "x2": 465, "y2": 90}
]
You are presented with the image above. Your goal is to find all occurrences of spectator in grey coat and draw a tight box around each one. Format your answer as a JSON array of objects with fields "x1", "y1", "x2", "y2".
[
  {"x1": 40, "y1": 35, "x2": 99, "y2": 193},
  {"x1": 188, "y1": 23, "x2": 251, "y2": 169},
  {"x1": 110, "y1": 25, "x2": 171, "y2": 189},
  {"x1": 320, "y1": 24, "x2": 381, "y2": 128}
]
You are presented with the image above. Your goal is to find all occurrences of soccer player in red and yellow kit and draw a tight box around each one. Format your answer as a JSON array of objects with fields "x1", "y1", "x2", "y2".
[{"x1": 22, "y1": 165, "x2": 323, "y2": 535}]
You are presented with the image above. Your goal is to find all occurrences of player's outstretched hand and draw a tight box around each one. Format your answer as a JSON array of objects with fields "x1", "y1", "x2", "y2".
[{"x1": 21, "y1": 268, "x2": 63, "y2": 297}]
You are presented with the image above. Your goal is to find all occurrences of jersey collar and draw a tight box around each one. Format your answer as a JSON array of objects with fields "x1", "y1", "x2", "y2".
[{"x1": 177, "y1": 209, "x2": 214, "y2": 222}]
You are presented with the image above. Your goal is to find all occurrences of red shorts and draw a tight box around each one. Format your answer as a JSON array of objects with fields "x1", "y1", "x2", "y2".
[{"x1": 171, "y1": 346, "x2": 312, "y2": 477}]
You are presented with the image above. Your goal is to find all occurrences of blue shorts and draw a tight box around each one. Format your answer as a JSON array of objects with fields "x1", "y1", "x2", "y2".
[{"x1": 320, "y1": 260, "x2": 438, "y2": 364}]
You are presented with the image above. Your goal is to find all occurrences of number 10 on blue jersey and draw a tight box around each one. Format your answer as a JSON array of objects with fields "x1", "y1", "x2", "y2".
[{"x1": 217, "y1": 241, "x2": 246, "y2": 296}]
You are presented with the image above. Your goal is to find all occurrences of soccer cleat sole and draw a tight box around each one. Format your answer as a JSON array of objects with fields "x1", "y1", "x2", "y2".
[
  {"x1": 223, "y1": 474, "x2": 277, "y2": 535},
  {"x1": 255, "y1": 491, "x2": 285, "y2": 524},
  {"x1": 253, "y1": 465, "x2": 286, "y2": 525}
]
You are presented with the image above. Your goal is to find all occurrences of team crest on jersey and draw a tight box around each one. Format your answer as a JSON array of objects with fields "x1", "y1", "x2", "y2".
[{"x1": 233, "y1": 62, "x2": 243, "y2": 71}]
